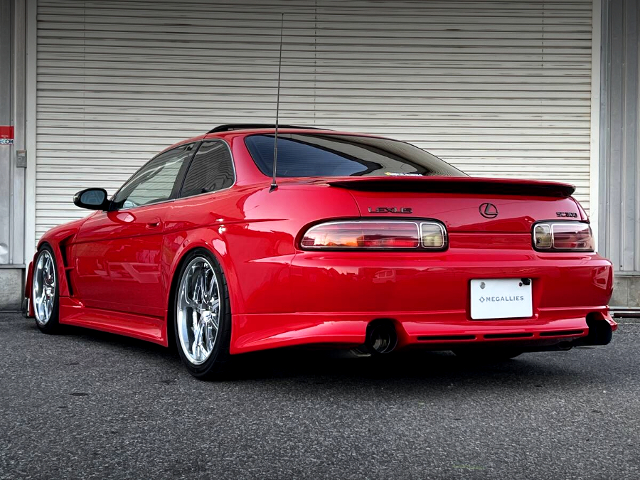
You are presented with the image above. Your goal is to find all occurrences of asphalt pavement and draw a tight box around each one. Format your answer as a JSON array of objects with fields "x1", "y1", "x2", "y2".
[{"x1": 1, "y1": 312, "x2": 639, "y2": 479}]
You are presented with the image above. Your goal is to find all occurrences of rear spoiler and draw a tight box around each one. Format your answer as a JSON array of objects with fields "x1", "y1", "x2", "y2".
[{"x1": 326, "y1": 176, "x2": 575, "y2": 198}]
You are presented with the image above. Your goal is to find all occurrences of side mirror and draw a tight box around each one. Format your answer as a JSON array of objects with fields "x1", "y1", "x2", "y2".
[{"x1": 73, "y1": 188, "x2": 110, "y2": 210}]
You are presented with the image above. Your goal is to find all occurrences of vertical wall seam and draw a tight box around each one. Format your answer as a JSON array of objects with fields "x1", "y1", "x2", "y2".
[
  {"x1": 591, "y1": 0, "x2": 602, "y2": 249},
  {"x1": 24, "y1": 0, "x2": 37, "y2": 259}
]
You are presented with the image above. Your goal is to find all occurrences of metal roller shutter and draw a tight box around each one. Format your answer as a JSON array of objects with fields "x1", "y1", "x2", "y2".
[{"x1": 35, "y1": 0, "x2": 594, "y2": 240}]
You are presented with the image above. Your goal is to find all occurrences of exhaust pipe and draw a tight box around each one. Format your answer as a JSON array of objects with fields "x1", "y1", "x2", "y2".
[
  {"x1": 365, "y1": 320, "x2": 398, "y2": 354},
  {"x1": 572, "y1": 313, "x2": 614, "y2": 347},
  {"x1": 583, "y1": 314, "x2": 613, "y2": 346}
]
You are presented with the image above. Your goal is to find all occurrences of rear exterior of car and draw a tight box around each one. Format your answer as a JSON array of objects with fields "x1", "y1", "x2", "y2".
[
  {"x1": 224, "y1": 129, "x2": 616, "y2": 354},
  {"x1": 26, "y1": 126, "x2": 616, "y2": 379}
]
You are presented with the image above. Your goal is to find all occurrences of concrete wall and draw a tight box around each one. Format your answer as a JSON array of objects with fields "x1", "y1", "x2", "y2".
[
  {"x1": 612, "y1": 276, "x2": 640, "y2": 307},
  {"x1": 0, "y1": 268, "x2": 23, "y2": 311}
]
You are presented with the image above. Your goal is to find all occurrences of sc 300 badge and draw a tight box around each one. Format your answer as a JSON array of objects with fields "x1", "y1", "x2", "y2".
[{"x1": 556, "y1": 212, "x2": 578, "y2": 218}]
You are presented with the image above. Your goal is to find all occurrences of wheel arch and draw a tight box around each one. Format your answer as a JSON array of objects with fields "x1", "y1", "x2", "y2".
[
  {"x1": 164, "y1": 241, "x2": 237, "y2": 350},
  {"x1": 31, "y1": 240, "x2": 71, "y2": 300},
  {"x1": 30, "y1": 217, "x2": 87, "y2": 304}
]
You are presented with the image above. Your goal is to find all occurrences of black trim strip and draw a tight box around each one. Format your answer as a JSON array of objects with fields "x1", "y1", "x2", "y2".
[
  {"x1": 208, "y1": 124, "x2": 327, "y2": 133},
  {"x1": 484, "y1": 333, "x2": 534, "y2": 339},
  {"x1": 417, "y1": 335, "x2": 476, "y2": 341},
  {"x1": 539, "y1": 330, "x2": 584, "y2": 337}
]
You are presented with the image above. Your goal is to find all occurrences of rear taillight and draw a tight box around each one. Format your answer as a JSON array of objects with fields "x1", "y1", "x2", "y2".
[
  {"x1": 301, "y1": 220, "x2": 447, "y2": 250},
  {"x1": 533, "y1": 222, "x2": 594, "y2": 252}
]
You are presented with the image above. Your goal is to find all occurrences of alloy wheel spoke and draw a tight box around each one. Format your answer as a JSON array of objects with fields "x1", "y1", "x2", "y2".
[
  {"x1": 198, "y1": 270, "x2": 207, "y2": 302},
  {"x1": 192, "y1": 314, "x2": 202, "y2": 359},
  {"x1": 43, "y1": 256, "x2": 50, "y2": 277},
  {"x1": 209, "y1": 298, "x2": 219, "y2": 312},
  {"x1": 207, "y1": 272, "x2": 216, "y2": 300},
  {"x1": 210, "y1": 307, "x2": 220, "y2": 330},
  {"x1": 183, "y1": 287, "x2": 196, "y2": 308},
  {"x1": 205, "y1": 324, "x2": 215, "y2": 351}
]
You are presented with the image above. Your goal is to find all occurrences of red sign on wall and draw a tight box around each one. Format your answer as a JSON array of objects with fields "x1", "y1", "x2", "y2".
[{"x1": 0, "y1": 126, "x2": 14, "y2": 145}]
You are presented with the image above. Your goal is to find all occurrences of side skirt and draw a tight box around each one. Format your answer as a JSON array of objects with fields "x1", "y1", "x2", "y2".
[{"x1": 59, "y1": 297, "x2": 168, "y2": 346}]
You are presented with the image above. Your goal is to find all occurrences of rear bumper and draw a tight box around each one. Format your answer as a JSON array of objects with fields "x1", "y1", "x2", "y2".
[
  {"x1": 230, "y1": 250, "x2": 616, "y2": 354},
  {"x1": 231, "y1": 308, "x2": 616, "y2": 353}
]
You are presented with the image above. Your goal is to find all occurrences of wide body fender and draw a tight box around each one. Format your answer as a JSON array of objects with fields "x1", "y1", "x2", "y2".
[
  {"x1": 29, "y1": 217, "x2": 89, "y2": 301},
  {"x1": 162, "y1": 184, "x2": 361, "y2": 352},
  {"x1": 163, "y1": 219, "x2": 299, "y2": 352}
]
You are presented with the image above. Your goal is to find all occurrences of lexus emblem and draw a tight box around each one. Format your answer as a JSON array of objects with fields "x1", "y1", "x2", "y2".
[{"x1": 479, "y1": 203, "x2": 498, "y2": 219}]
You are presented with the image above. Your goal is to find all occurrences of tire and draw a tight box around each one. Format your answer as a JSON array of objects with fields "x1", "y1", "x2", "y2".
[
  {"x1": 173, "y1": 249, "x2": 232, "y2": 380},
  {"x1": 453, "y1": 347, "x2": 523, "y2": 362},
  {"x1": 32, "y1": 246, "x2": 61, "y2": 334}
]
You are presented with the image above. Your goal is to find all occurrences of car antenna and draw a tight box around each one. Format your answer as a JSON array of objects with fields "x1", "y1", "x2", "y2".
[{"x1": 270, "y1": 13, "x2": 284, "y2": 193}]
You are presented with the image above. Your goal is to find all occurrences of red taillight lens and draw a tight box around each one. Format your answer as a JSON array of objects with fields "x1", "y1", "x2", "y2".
[
  {"x1": 533, "y1": 222, "x2": 594, "y2": 251},
  {"x1": 301, "y1": 221, "x2": 420, "y2": 249},
  {"x1": 551, "y1": 223, "x2": 594, "y2": 251}
]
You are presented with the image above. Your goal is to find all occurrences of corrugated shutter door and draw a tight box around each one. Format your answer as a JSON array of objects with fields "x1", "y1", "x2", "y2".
[{"x1": 36, "y1": 0, "x2": 593, "y2": 240}]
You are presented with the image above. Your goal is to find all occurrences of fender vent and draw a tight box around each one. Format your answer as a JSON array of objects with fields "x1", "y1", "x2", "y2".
[{"x1": 58, "y1": 239, "x2": 75, "y2": 296}]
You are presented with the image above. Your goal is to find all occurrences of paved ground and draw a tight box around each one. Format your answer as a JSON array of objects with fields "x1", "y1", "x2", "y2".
[{"x1": 0, "y1": 313, "x2": 639, "y2": 479}]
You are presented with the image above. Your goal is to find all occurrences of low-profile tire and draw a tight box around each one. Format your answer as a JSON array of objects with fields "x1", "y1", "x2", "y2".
[
  {"x1": 32, "y1": 246, "x2": 61, "y2": 334},
  {"x1": 173, "y1": 248, "x2": 232, "y2": 380},
  {"x1": 453, "y1": 347, "x2": 523, "y2": 362}
]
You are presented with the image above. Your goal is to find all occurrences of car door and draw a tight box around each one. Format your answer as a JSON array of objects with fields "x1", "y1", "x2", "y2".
[{"x1": 72, "y1": 143, "x2": 196, "y2": 317}]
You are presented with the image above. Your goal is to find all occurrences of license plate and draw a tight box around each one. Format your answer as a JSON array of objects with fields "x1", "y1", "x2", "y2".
[{"x1": 470, "y1": 278, "x2": 533, "y2": 320}]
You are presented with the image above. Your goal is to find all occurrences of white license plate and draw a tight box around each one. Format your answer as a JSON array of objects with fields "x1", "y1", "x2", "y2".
[{"x1": 470, "y1": 278, "x2": 533, "y2": 320}]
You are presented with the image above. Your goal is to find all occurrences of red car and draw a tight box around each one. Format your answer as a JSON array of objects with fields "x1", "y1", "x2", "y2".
[{"x1": 26, "y1": 124, "x2": 617, "y2": 379}]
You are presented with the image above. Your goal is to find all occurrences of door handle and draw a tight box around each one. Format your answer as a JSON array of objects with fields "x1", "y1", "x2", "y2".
[{"x1": 146, "y1": 218, "x2": 162, "y2": 229}]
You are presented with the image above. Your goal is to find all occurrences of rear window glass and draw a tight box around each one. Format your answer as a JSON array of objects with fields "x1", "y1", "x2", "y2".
[{"x1": 244, "y1": 133, "x2": 465, "y2": 178}]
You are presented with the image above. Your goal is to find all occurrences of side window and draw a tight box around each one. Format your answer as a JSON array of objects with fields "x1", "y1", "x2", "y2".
[
  {"x1": 112, "y1": 144, "x2": 194, "y2": 210},
  {"x1": 180, "y1": 141, "x2": 235, "y2": 197}
]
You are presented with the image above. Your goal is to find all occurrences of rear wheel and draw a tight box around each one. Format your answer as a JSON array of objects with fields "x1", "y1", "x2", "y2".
[
  {"x1": 174, "y1": 249, "x2": 231, "y2": 380},
  {"x1": 32, "y1": 246, "x2": 61, "y2": 333},
  {"x1": 453, "y1": 348, "x2": 523, "y2": 362}
]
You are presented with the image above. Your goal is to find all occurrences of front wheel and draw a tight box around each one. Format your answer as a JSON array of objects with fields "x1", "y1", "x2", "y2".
[
  {"x1": 32, "y1": 246, "x2": 61, "y2": 333},
  {"x1": 173, "y1": 249, "x2": 232, "y2": 380}
]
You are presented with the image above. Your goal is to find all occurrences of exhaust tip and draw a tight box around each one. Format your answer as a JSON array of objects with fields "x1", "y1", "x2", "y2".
[
  {"x1": 585, "y1": 313, "x2": 613, "y2": 345},
  {"x1": 365, "y1": 320, "x2": 398, "y2": 354},
  {"x1": 573, "y1": 313, "x2": 614, "y2": 347}
]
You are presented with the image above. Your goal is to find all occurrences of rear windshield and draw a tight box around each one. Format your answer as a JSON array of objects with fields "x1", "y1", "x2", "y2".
[{"x1": 244, "y1": 133, "x2": 466, "y2": 178}]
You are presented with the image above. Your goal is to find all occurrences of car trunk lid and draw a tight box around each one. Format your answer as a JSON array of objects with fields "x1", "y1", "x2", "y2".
[{"x1": 319, "y1": 176, "x2": 583, "y2": 233}]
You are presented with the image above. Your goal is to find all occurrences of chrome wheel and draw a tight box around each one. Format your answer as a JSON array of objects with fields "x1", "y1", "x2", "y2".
[
  {"x1": 177, "y1": 256, "x2": 221, "y2": 365},
  {"x1": 33, "y1": 250, "x2": 56, "y2": 326}
]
